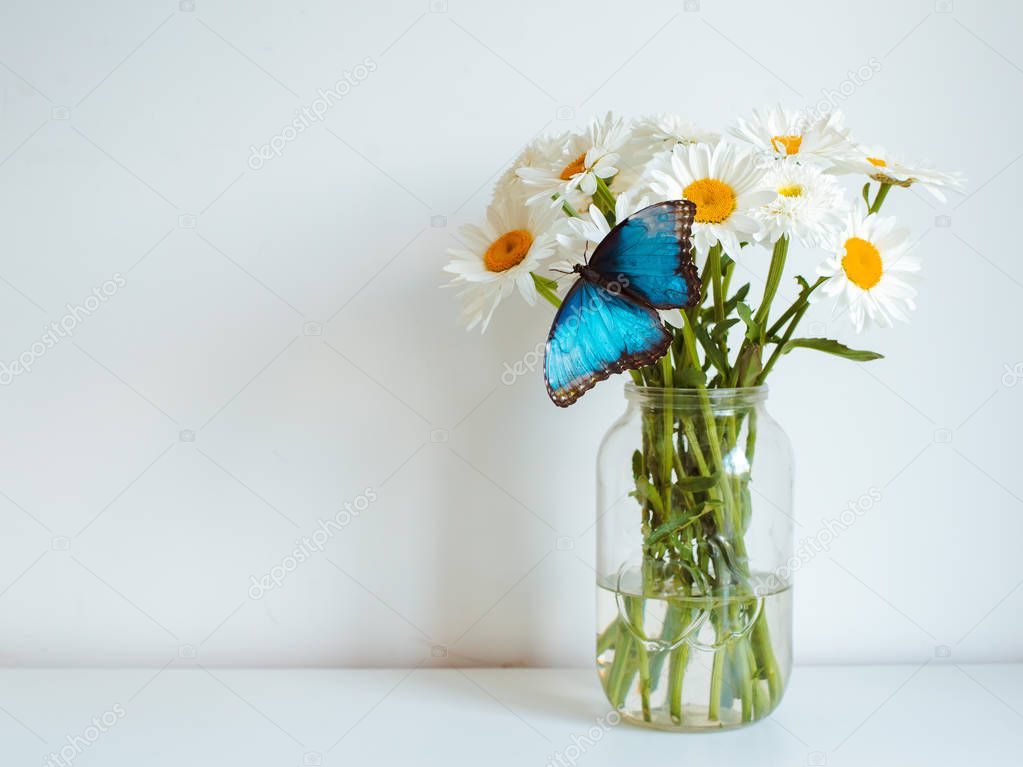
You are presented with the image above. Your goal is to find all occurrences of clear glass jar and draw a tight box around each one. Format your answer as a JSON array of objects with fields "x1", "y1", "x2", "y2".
[{"x1": 596, "y1": 385, "x2": 794, "y2": 731}]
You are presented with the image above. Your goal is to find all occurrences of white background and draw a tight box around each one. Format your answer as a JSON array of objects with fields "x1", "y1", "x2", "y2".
[{"x1": 0, "y1": 0, "x2": 1019, "y2": 668}]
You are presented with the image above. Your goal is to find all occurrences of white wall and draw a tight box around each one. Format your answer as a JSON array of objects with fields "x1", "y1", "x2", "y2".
[{"x1": 0, "y1": 0, "x2": 1019, "y2": 667}]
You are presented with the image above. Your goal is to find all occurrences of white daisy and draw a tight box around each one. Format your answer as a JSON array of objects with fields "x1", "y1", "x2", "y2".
[
  {"x1": 814, "y1": 207, "x2": 919, "y2": 333},
  {"x1": 493, "y1": 131, "x2": 571, "y2": 208},
  {"x1": 631, "y1": 113, "x2": 720, "y2": 158},
  {"x1": 648, "y1": 141, "x2": 772, "y2": 258},
  {"x1": 826, "y1": 145, "x2": 965, "y2": 203},
  {"x1": 754, "y1": 162, "x2": 847, "y2": 247},
  {"x1": 443, "y1": 198, "x2": 559, "y2": 332},
  {"x1": 516, "y1": 112, "x2": 635, "y2": 208},
  {"x1": 731, "y1": 105, "x2": 853, "y2": 164}
]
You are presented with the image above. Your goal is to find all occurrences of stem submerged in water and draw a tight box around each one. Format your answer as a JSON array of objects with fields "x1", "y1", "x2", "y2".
[
  {"x1": 597, "y1": 231, "x2": 802, "y2": 728},
  {"x1": 600, "y1": 389, "x2": 786, "y2": 727}
]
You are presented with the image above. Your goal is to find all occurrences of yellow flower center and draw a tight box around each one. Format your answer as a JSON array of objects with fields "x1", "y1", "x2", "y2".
[
  {"x1": 771, "y1": 135, "x2": 803, "y2": 155},
  {"x1": 841, "y1": 237, "x2": 883, "y2": 290},
  {"x1": 777, "y1": 184, "x2": 803, "y2": 198},
  {"x1": 683, "y1": 179, "x2": 736, "y2": 224},
  {"x1": 559, "y1": 152, "x2": 587, "y2": 180},
  {"x1": 484, "y1": 229, "x2": 533, "y2": 272},
  {"x1": 867, "y1": 156, "x2": 887, "y2": 167}
]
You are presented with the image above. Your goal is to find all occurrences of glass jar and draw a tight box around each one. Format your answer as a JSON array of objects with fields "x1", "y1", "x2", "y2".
[{"x1": 595, "y1": 385, "x2": 794, "y2": 731}]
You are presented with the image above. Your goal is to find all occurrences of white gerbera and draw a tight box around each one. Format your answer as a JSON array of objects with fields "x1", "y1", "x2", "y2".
[
  {"x1": 648, "y1": 141, "x2": 772, "y2": 258},
  {"x1": 731, "y1": 105, "x2": 853, "y2": 164},
  {"x1": 754, "y1": 163, "x2": 847, "y2": 247},
  {"x1": 814, "y1": 206, "x2": 919, "y2": 333},
  {"x1": 631, "y1": 114, "x2": 720, "y2": 158},
  {"x1": 826, "y1": 145, "x2": 965, "y2": 203},
  {"x1": 443, "y1": 198, "x2": 559, "y2": 332},
  {"x1": 516, "y1": 112, "x2": 634, "y2": 208}
]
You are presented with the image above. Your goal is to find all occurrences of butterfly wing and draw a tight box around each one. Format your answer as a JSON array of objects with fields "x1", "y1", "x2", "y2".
[
  {"x1": 589, "y1": 200, "x2": 700, "y2": 309},
  {"x1": 545, "y1": 279, "x2": 671, "y2": 407}
]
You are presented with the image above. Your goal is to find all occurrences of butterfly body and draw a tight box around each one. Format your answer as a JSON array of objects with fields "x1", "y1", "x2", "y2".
[
  {"x1": 544, "y1": 200, "x2": 700, "y2": 407},
  {"x1": 572, "y1": 262, "x2": 633, "y2": 298}
]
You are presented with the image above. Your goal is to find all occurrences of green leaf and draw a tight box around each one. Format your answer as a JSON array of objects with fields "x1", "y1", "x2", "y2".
[
  {"x1": 646, "y1": 502, "x2": 720, "y2": 546},
  {"x1": 675, "y1": 365, "x2": 707, "y2": 388},
  {"x1": 668, "y1": 489, "x2": 723, "y2": 513},
  {"x1": 531, "y1": 272, "x2": 562, "y2": 308},
  {"x1": 782, "y1": 337, "x2": 884, "y2": 362},
  {"x1": 694, "y1": 322, "x2": 729, "y2": 375},
  {"x1": 704, "y1": 280, "x2": 749, "y2": 322},
  {"x1": 675, "y1": 473, "x2": 721, "y2": 492},
  {"x1": 736, "y1": 302, "x2": 761, "y2": 342},
  {"x1": 861, "y1": 182, "x2": 871, "y2": 206},
  {"x1": 630, "y1": 477, "x2": 664, "y2": 517},
  {"x1": 531, "y1": 272, "x2": 558, "y2": 291},
  {"x1": 722, "y1": 283, "x2": 751, "y2": 315},
  {"x1": 631, "y1": 450, "x2": 644, "y2": 481},
  {"x1": 712, "y1": 319, "x2": 736, "y2": 341},
  {"x1": 645, "y1": 518, "x2": 685, "y2": 546},
  {"x1": 734, "y1": 343, "x2": 763, "y2": 387}
]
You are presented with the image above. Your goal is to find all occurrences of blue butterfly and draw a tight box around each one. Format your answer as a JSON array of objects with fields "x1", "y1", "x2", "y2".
[{"x1": 544, "y1": 200, "x2": 700, "y2": 407}]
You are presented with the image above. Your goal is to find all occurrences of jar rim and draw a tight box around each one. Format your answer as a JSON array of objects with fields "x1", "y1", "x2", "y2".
[{"x1": 624, "y1": 383, "x2": 769, "y2": 407}]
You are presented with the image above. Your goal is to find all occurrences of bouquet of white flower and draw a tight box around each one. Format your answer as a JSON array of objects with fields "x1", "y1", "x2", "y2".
[{"x1": 443, "y1": 106, "x2": 962, "y2": 730}]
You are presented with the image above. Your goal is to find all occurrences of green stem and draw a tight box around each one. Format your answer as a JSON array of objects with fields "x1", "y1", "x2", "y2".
[
  {"x1": 752, "y1": 236, "x2": 789, "y2": 340},
  {"x1": 626, "y1": 597, "x2": 653, "y2": 721},
  {"x1": 593, "y1": 176, "x2": 617, "y2": 223},
  {"x1": 868, "y1": 182, "x2": 891, "y2": 214},
  {"x1": 678, "y1": 311, "x2": 702, "y2": 374},
  {"x1": 709, "y1": 244, "x2": 725, "y2": 323},
  {"x1": 721, "y1": 257, "x2": 735, "y2": 301},
  {"x1": 758, "y1": 300, "x2": 811, "y2": 384},
  {"x1": 605, "y1": 626, "x2": 635, "y2": 707},
  {"x1": 611, "y1": 294, "x2": 788, "y2": 726},
  {"x1": 678, "y1": 312, "x2": 732, "y2": 534},
  {"x1": 709, "y1": 643, "x2": 725, "y2": 721},
  {"x1": 659, "y1": 354, "x2": 674, "y2": 524},
  {"x1": 668, "y1": 642, "x2": 688, "y2": 723},
  {"x1": 742, "y1": 642, "x2": 761, "y2": 721},
  {"x1": 765, "y1": 276, "x2": 826, "y2": 339},
  {"x1": 752, "y1": 614, "x2": 783, "y2": 702},
  {"x1": 707, "y1": 244, "x2": 730, "y2": 377}
]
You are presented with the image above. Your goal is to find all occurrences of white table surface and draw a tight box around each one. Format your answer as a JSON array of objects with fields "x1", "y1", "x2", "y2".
[{"x1": 2, "y1": 665, "x2": 1020, "y2": 765}]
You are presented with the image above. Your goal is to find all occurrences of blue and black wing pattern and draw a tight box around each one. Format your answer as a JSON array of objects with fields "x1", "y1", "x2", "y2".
[
  {"x1": 544, "y1": 280, "x2": 671, "y2": 407},
  {"x1": 588, "y1": 200, "x2": 700, "y2": 309}
]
